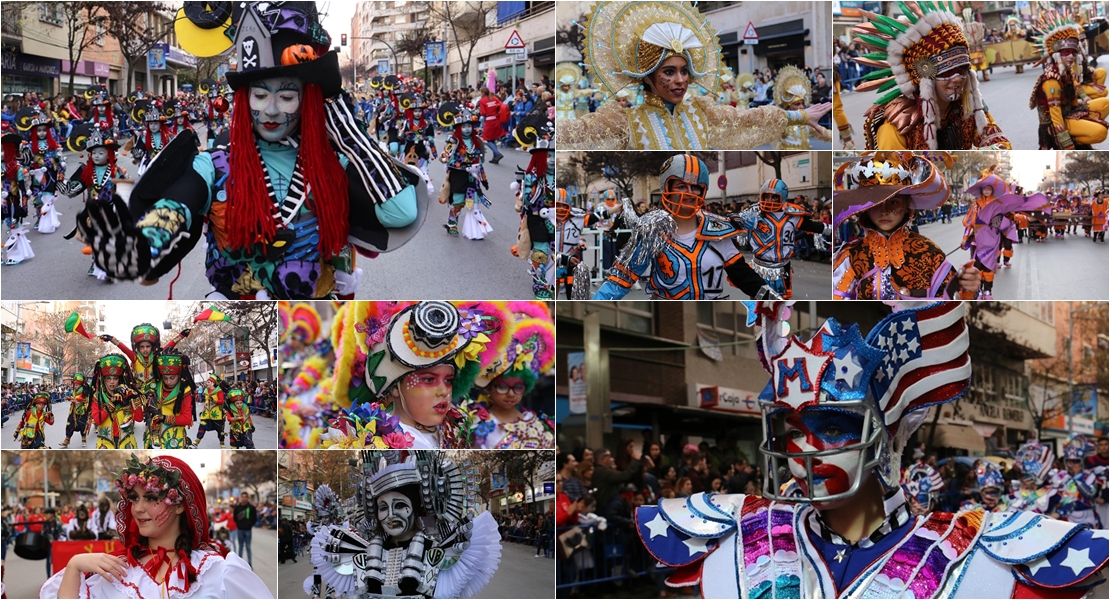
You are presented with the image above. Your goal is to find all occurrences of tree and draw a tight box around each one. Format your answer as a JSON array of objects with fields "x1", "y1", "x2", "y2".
[
  {"x1": 568, "y1": 151, "x2": 680, "y2": 199},
  {"x1": 99, "y1": 2, "x2": 173, "y2": 92},
  {"x1": 429, "y1": 1, "x2": 498, "y2": 88},
  {"x1": 469, "y1": 450, "x2": 555, "y2": 511},
  {"x1": 555, "y1": 14, "x2": 587, "y2": 61},
  {"x1": 755, "y1": 152, "x2": 784, "y2": 180},
  {"x1": 33, "y1": 309, "x2": 102, "y2": 380},
  {"x1": 395, "y1": 21, "x2": 439, "y2": 88},
  {"x1": 1061, "y1": 151, "x2": 1109, "y2": 195},
  {"x1": 60, "y1": 2, "x2": 111, "y2": 96},
  {"x1": 222, "y1": 450, "x2": 277, "y2": 502}
]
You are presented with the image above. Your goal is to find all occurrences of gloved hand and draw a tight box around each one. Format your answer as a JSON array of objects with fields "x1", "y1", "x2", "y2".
[{"x1": 334, "y1": 267, "x2": 364, "y2": 296}]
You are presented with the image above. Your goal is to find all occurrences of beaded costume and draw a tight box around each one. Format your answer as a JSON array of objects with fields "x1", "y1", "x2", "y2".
[
  {"x1": 851, "y1": 2, "x2": 1011, "y2": 150},
  {"x1": 559, "y1": 1, "x2": 812, "y2": 150},
  {"x1": 635, "y1": 301, "x2": 1109, "y2": 598},
  {"x1": 1028, "y1": 9, "x2": 1109, "y2": 149},
  {"x1": 772, "y1": 66, "x2": 831, "y2": 150}
]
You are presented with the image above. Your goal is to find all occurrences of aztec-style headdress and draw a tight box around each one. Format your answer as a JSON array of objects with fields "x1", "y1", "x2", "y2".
[
  {"x1": 1016, "y1": 438, "x2": 1054, "y2": 485},
  {"x1": 852, "y1": 1, "x2": 987, "y2": 150},
  {"x1": 737, "y1": 71, "x2": 755, "y2": 90},
  {"x1": 1031, "y1": 8, "x2": 1086, "y2": 68},
  {"x1": 749, "y1": 301, "x2": 971, "y2": 502},
  {"x1": 576, "y1": 0, "x2": 722, "y2": 98},
  {"x1": 514, "y1": 109, "x2": 555, "y2": 152},
  {"x1": 832, "y1": 151, "x2": 951, "y2": 228},
  {"x1": 773, "y1": 65, "x2": 811, "y2": 107}
]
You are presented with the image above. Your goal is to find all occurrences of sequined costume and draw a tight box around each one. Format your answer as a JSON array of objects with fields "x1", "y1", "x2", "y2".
[
  {"x1": 852, "y1": 2, "x2": 1011, "y2": 150},
  {"x1": 1054, "y1": 435, "x2": 1106, "y2": 528},
  {"x1": 635, "y1": 301, "x2": 1110, "y2": 598},
  {"x1": 733, "y1": 179, "x2": 830, "y2": 299},
  {"x1": 1029, "y1": 9, "x2": 1109, "y2": 149},
  {"x1": 772, "y1": 66, "x2": 831, "y2": 150}
]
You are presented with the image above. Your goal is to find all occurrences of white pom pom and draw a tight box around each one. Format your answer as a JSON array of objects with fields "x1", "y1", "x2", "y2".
[{"x1": 510, "y1": 181, "x2": 520, "y2": 193}]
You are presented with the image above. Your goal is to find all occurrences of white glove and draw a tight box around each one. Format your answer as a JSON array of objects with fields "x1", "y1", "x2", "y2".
[{"x1": 334, "y1": 267, "x2": 364, "y2": 296}]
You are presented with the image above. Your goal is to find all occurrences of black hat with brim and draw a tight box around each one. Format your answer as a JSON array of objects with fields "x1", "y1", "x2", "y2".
[{"x1": 226, "y1": 50, "x2": 343, "y2": 98}]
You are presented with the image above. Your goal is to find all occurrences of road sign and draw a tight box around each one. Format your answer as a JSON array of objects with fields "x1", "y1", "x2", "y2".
[
  {"x1": 718, "y1": 175, "x2": 728, "y2": 190},
  {"x1": 743, "y1": 22, "x2": 759, "y2": 45},
  {"x1": 511, "y1": 49, "x2": 529, "y2": 61},
  {"x1": 505, "y1": 29, "x2": 526, "y2": 50}
]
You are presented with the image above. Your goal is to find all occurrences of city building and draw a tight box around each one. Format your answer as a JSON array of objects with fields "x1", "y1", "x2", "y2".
[
  {"x1": 277, "y1": 451, "x2": 316, "y2": 522},
  {"x1": 351, "y1": 0, "x2": 436, "y2": 84},
  {"x1": 440, "y1": 1, "x2": 555, "y2": 90},
  {"x1": 702, "y1": 1, "x2": 833, "y2": 79},
  {"x1": 1, "y1": 301, "x2": 63, "y2": 385}
]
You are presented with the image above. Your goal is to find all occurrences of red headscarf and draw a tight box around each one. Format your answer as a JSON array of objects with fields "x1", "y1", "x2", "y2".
[{"x1": 112, "y1": 455, "x2": 226, "y2": 593}]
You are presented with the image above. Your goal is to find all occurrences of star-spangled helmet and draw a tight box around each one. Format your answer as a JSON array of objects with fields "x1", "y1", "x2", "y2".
[
  {"x1": 1017, "y1": 438, "x2": 1054, "y2": 485},
  {"x1": 749, "y1": 301, "x2": 971, "y2": 503},
  {"x1": 977, "y1": 464, "x2": 1005, "y2": 491},
  {"x1": 903, "y1": 462, "x2": 943, "y2": 506},
  {"x1": 658, "y1": 154, "x2": 708, "y2": 219},
  {"x1": 759, "y1": 178, "x2": 789, "y2": 213},
  {"x1": 1063, "y1": 433, "x2": 1092, "y2": 462}
]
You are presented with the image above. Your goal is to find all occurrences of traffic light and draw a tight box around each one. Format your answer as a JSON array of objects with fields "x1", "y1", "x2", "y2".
[{"x1": 341, "y1": 33, "x2": 347, "y2": 46}]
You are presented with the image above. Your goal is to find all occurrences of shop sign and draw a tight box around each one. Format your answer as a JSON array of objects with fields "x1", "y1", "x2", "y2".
[
  {"x1": 696, "y1": 384, "x2": 760, "y2": 415},
  {"x1": 1, "y1": 50, "x2": 61, "y2": 77}
]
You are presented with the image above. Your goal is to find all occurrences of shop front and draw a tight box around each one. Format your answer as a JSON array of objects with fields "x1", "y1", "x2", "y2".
[
  {"x1": 2, "y1": 49, "x2": 60, "y2": 96},
  {"x1": 59, "y1": 59, "x2": 112, "y2": 95}
]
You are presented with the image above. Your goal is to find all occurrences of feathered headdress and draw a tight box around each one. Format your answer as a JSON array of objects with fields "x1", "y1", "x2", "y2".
[{"x1": 1031, "y1": 8, "x2": 1086, "y2": 68}]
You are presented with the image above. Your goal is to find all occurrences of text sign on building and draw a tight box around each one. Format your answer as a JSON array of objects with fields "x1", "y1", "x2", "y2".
[
  {"x1": 743, "y1": 22, "x2": 759, "y2": 45},
  {"x1": 505, "y1": 29, "x2": 527, "y2": 54},
  {"x1": 696, "y1": 384, "x2": 761, "y2": 415}
]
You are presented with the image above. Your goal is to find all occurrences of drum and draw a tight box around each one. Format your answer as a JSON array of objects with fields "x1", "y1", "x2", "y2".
[{"x1": 14, "y1": 530, "x2": 50, "y2": 560}]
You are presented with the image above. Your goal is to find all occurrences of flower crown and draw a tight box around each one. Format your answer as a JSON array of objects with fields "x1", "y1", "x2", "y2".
[{"x1": 115, "y1": 455, "x2": 184, "y2": 506}]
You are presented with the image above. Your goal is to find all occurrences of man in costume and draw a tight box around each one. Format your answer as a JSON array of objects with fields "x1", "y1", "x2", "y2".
[
  {"x1": 438, "y1": 102, "x2": 490, "y2": 239},
  {"x1": 592, "y1": 154, "x2": 778, "y2": 300},
  {"x1": 733, "y1": 178, "x2": 831, "y2": 299},
  {"x1": 961, "y1": 166, "x2": 1048, "y2": 299},
  {"x1": 102, "y1": 323, "x2": 191, "y2": 447},
  {"x1": 398, "y1": 93, "x2": 436, "y2": 194},
  {"x1": 13, "y1": 392, "x2": 54, "y2": 449},
  {"x1": 1029, "y1": 8, "x2": 1109, "y2": 149},
  {"x1": 128, "y1": 98, "x2": 174, "y2": 169},
  {"x1": 513, "y1": 110, "x2": 557, "y2": 300},
  {"x1": 61, "y1": 124, "x2": 129, "y2": 278},
  {"x1": 556, "y1": 190, "x2": 623, "y2": 300},
  {"x1": 961, "y1": 7, "x2": 991, "y2": 81},
  {"x1": 196, "y1": 374, "x2": 228, "y2": 448},
  {"x1": 307, "y1": 451, "x2": 501, "y2": 598},
  {"x1": 773, "y1": 66, "x2": 831, "y2": 150},
  {"x1": 88, "y1": 353, "x2": 144, "y2": 449},
  {"x1": 303, "y1": 484, "x2": 343, "y2": 599},
  {"x1": 75, "y1": 2, "x2": 429, "y2": 300},
  {"x1": 59, "y1": 373, "x2": 93, "y2": 448},
  {"x1": 559, "y1": 1, "x2": 829, "y2": 150},
  {"x1": 634, "y1": 301, "x2": 1109, "y2": 598},
  {"x1": 851, "y1": 2, "x2": 1011, "y2": 150}
]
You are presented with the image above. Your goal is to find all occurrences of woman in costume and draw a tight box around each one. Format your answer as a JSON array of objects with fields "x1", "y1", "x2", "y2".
[
  {"x1": 61, "y1": 124, "x2": 129, "y2": 278},
  {"x1": 88, "y1": 353, "x2": 144, "y2": 449},
  {"x1": 833, "y1": 151, "x2": 980, "y2": 299},
  {"x1": 591, "y1": 154, "x2": 777, "y2": 300},
  {"x1": 772, "y1": 66, "x2": 831, "y2": 150},
  {"x1": 15, "y1": 105, "x2": 66, "y2": 230},
  {"x1": 1029, "y1": 8, "x2": 1108, "y2": 149},
  {"x1": 75, "y1": 2, "x2": 428, "y2": 300},
  {"x1": 64, "y1": 504, "x2": 98, "y2": 541},
  {"x1": 961, "y1": 166, "x2": 1050, "y2": 299},
  {"x1": 85, "y1": 85, "x2": 116, "y2": 136},
  {"x1": 226, "y1": 386, "x2": 256, "y2": 450},
  {"x1": 850, "y1": 2, "x2": 1011, "y2": 150},
  {"x1": 465, "y1": 316, "x2": 555, "y2": 449},
  {"x1": 148, "y1": 350, "x2": 196, "y2": 449},
  {"x1": 13, "y1": 392, "x2": 54, "y2": 449},
  {"x1": 196, "y1": 374, "x2": 228, "y2": 448},
  {"x1": 633, "y1": 301, "x2": 1109, "y2": 598},
  {"x1": 559, "y1": 0, "x2": 829, "y2": 150},
  {"x1": 59, "y1": 373, "x2": 93, "y2": 448},
  {"x1": 199, "y1": 78, "x2": 230, "y2": 150},
  {"x1": 321, "y1": 301, "x2": 511, "y2": 450},
  {"x1": 1092, "y1": 190, "x2": 1108, "y2": 243},
  {"x1": 438, "y1": 102, "x2": 491, "y2": 239},
  {"x1": 398, "y1": 93, "x2": 437, "y2": 195},
  {"x1": 513, "y1": 109, "x2": 557, "y2": 300},
  {"x1": 732, "y1": 178, "x2": 831, "y2": 299},
  {"x1": 2, "y1": 122, "x2": 30, "y2": 228},
  {"x1": 308, "y1": 451, "x2": 501, "y2": 599},
  {"x1": 41, "y1": 454, "x2": 272, "y2": 599}
]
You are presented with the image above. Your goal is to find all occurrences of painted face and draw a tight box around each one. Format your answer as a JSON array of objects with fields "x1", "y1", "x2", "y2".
[
  {"x1": 460, "y1": 124, "x2": 472, "y2": 137},
  {"x1": 547, "y1": 152, "x2": 555, "y2": 171},
  {"x1": 137, "y1": 341, "x2": 154, "y2": 356},
  {"x1": 376, "y1": 490, "x2": 415, "y2": 539},
  {"x1": 35, "y1": 125, "x2": 48, "y2": 136},
  {"x1": 1061, "y1": 49, "x2": 1077, "y2": 66},
  {"x1": 90, "y1": 148, "x2": 109, "y2": 166},
  {"x1": 205, "y1": 380, "x2": 215, "y2": 391},
  {"x1": 126, "y1": 485, "x2": 182, "y2": 537},
  {"x1": 775, "y1": 408, "x2": 867, "y2": 500},
  {"x1": 489, "y1": 376, "x2": 527, "y2": 411},
  {"x1": 786, "y1": 99, "x2": 806, "y2": 111},
  {"x1": 104, "y1": 376, "x2": 120, "y2": 392},
  {"x1": 647, "y1": 56, "x2": 690, "y2": 105},
  {"x1": 161, "y1": 373, "x2": 180, "y2": 388},
  {"x1": 394, "y1": 364, "x2": 455, "y2": 429},
  {"x1": 866, "y1": 196, "x2": 908, "y2": 232},
  {"x1": 981, "y1": 486, "x2": 1001, "y2": 509},
  {"x1": 249, "y1": 77, "x2": 303, "y2": 142},
  {"x1": 933, "y1": 67, "x2": 968, "y2": 102},
  {"x1": 149, "y1": 121, "x2": 161, "y2": 133}
]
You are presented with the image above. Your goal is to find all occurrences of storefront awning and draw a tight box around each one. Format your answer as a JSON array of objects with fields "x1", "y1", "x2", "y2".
[{"x1": 931, "y1": 424, "x2": 986, "y2": 453}]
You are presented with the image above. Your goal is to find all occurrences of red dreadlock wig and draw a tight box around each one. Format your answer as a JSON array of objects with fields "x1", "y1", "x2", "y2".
[
  {"x1": 226, "y1": 83, "x2": 349, "y2": 258},
  {"x1": 92, "y1": 103, "x2": 114, "y2": 126},
  {"x1": 527, "y1": 148, "x2": 550, "y2": 179},
  {"x1": 3, "y1": 142, "x2": 20, "y2": 180},
  {"x1": 30, "y1": 126, "x2": 60, "y2": 152},
  {"x1": 80, "y1": 148, "x2": 118, "y2": 188}
]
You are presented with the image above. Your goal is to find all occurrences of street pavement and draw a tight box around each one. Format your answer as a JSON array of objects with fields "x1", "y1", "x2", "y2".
[
  {"x1": 2, "y1": 401, "x2": 279, "y2": 449},
  {"x1": 839, "y1": 55, "x2": 1110, "y2": 150},
  {"x1": 277, "y1": 525, "x2": 555, "y2": 598},
  {"x1": 1, "y1": 128, "x2": 537, "y2": 300},
  {"x1": 0, "y1": 521, "x2": 278, "y2": 599},
  {"x1": 904, "y1": 218, "x2": 1108, "y2": 299}
]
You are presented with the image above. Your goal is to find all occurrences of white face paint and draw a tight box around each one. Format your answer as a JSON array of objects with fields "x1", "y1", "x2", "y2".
[
  {"x1": 90, "y1": 148, "x2": 109, "y2": 166},
  {"x1": 149, "y1": 121, "x2": 161, "y2": 134},
  {"x1": 546, "y1": 152, "x2": 555, "y2": 171},
  {"x1": 376, "y1": 490, "x2": 415, "y2": 539},
  {"x1": 35, "y1": 125, "x2": 48, "y2": 136},
  {"x1": 774, "y1": 407, "x2": 870, "y2": 502},
  {"x1": 249, "y1": 77, "x2": 303, "y2": 142},
  {"x1": 460, "y1": 124, "x2": 472, "y2": 137}
]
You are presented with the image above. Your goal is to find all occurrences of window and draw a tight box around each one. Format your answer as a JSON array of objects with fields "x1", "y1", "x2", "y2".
[
  {"x1": 1014, "y1": 302, "x2": 1054, "y2": 325},
  {"x1": 38, "y1": 2, "x2": 62, "y2": 25},
  {"x1": 559, "y1": 302, "x2": 654, "y2": 335},
  {"x1": 696, "y1": 302, "x2": 755, "y2": 356},
  {"x1": 95, "y1": 20, "x2": 106, "y2": 46}
]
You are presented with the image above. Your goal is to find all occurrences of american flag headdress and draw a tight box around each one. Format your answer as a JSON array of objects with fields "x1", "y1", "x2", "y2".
[
  {"x1": 1063, "y1": 433, "x2": 1092, "y2": 462},
  {"x1": 903, "y1": 461, "x2": 944, "y2": 502},
  {"x1": 1017, "y1": 438, "x2": 1054, "y2": 484}
]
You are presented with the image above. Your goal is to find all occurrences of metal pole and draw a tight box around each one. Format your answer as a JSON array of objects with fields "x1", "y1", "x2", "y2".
[
  {"x1": 232, "y1": 337, "x2": 238, "y2": 385},
  {"x1": 42, "y1": 449, "x2": 48, "y2": 509},
  {"x1": 584, "y1": 311, "x2": 610, "y2": 450}
]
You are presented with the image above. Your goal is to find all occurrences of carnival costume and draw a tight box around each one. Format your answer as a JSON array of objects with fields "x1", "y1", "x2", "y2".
[
  {"x1": 851, "y1": 2, "x2": 1010, "y2": 150},
  {"x1": 736, "y1": 72, "x2": 755, "y2": 110},
  {"x1": 559, "y1": 1, "x2": 816, "y2": 150},
  {"x1": 196, "y1": 374, "x2": 228, "y2": 447},
  {"x1": 961, "y1": 7, "x2": 990, "y2": 81},
  {"x1": 833, "y1": 72, "x2": 856, "y2": 150},
  {"x1": 398, "y1": 93, "x2": 438, "y2": 195},
  {"x1": 1029, "y1": 9, "x2": 1109, "y2": 149},
  {"x1": 308, "y1": 450, "x2": 501, "y2": 598},
  {"x1": 85, "y1": 85, "x2": 116, "y2": 136},
  {"x1": 513, "y1": 112, "x2": 557, "y2": 300},
  {"x1": 1008, "y1": 438, "x2": 1058, "y2": 515},
  {"x1": 88, "y1": 353, "x2": 144, "y2": 449},
  {"x1": 464, "y1": 316, "x2": 556, "y2": 449},
  {"x1": 634, "y1": 301, "x2": 1110, "y2": 598},
  {"x1": 14, "y1": 105, "x2": 66, "y2": 229},
  {"x1": 1003, "y1": 16, "x2": 1028, "y2": 74},
  {"x1": 103, "y1": 324, "x2": 191, "y2": 447},
  {"x1": 733, "y1": 178, "x2": 831, "y2": 299},
  {"x1": 438, "y1": 102, "x2": 491, "y2": 239},
  {"x1": 962, "y1": 463, "x2": 1012, "y2": 512},
  {"x1": 303, "y1": 484, "x2": 343, "y2": 599},
  {"x1": 902, "y1": 461, "x2": 944, "y2": 516},
  {"x1": 1054, "y1": 434, "x2": 1105, "y2": 528},
  {"x1": 40, "y1": 454, "x2": 272, "y2": 599},
  {"x1": 555, "y1": 63, "x2": 588, "y2": 122},
  {"x1": 74, "y1": 2, "x2": 429, "y2": 300},
  {"x1": 556, "y1": 192, "x2": 618, "y2": 300},
  {"x1": 62, "y1": 124, "x2": 130, "y2": 277},
  {"x1": 593, "y1": 155, "x2": 776, "y2": 300},
  {"x1": 226, "y1": 387, "x2": 256, "y2": 449},
  {"x1": 961, "y1": 166, "x2": 1049, "y2": 299},
  {"x1": 834, "y1": 152, "x2": 977, "y2": 300},
  {"x1": 2, "y1": 122, "x2": 30, "y2": 228},
  {"x1": 199, "y1": 78, "x2": 230, "y2": 149},
  {"x1": 1091, "y1": 193, "x2": 1108, "y2": 243},
  {"x1": 128, "y1": 98, "x2": 174, "y2": 169},
  {"x1": 14, "y1": 392, "x2": 54, "y2": 449},
  {"x1": 320, "y1": 301, "x2": 511, "y2": 450},
  {"x1": 60, "y1": 373, "x2": 93, "y2": 448},
  {"x1": 148, "y1": 351, "x2": 196, "y2": 449},
  {"x1": 1052, "y1": 194, "x2": 1073, "y2": 238},
  {"x1": 773, "y1": 66, "x2": 831, "y2": 150}
]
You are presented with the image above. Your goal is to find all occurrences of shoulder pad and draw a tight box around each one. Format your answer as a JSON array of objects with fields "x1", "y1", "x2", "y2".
[
  {"x1": 658, "y1": 494, "x2": 735, "y2": 536},
  {"x1": 698, "y1": 212, "x2": 741, "y2": 240},
  {"x1": 781, "y1": 202, "x2": 809, "y2": 215},
  {"x1": 1012, "y1": 525, "x2": 1109, "y2": 590},
  {"x1": 979, "y1": 510, "x2": 1086, "y2": 564},
  {"x1": 635, "y1": 499, "x2": 725, "y2": 568}
]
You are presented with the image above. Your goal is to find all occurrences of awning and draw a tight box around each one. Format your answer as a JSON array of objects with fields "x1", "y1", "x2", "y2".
[{"x1": 931, "y1": 424, "x2": 986, "y2": 453}]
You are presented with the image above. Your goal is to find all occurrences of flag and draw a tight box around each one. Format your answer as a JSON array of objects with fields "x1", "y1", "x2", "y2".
[
  {"x1": 65, "y1": 311, "x2": 95, "y2": 339},
  {"x1": 193, "y1": 305, "x2": 231, "y2": 323}
]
